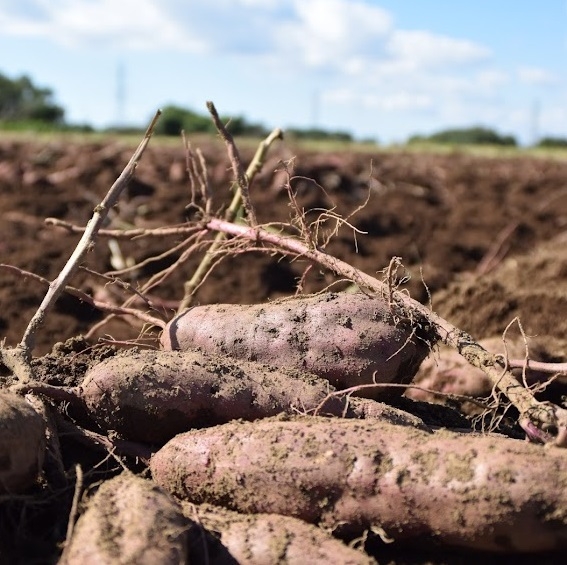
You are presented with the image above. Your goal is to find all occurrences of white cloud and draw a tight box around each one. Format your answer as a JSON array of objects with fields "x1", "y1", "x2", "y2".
[
  {"x1": 0, "y1": 0, "x2": 207, "y2": 52},
  {"x1": 386, "y1": 30, "x2": 491, "y2": 69},
  {"x1": 0, "y1": 0, "x2": 563, "y2": 144},
  {"x1": 234, "y1": 0, "x2": 281, "y2": 7},
  {"x1": 325, "y1": 88, "x2": 432, "y2": 112},
  {"x1": 475, "y1": 69, "x2": 510, "y2": 91},
  {"x1": 517, "y1": 66, "x2": 558, "y2": 85},
  {"x1": 0, "y1": 0, "x2": 491, "y2": 73},
  {"x1": 274, "y1": 0, "x2": 392, "y2": 69}
]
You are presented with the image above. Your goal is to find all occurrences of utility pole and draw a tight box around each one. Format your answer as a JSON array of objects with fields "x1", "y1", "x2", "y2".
[
  {"x1": 116, "y1": 62, "x2": 126, "y2": 126},
  {"x1": 311, "y1": 89, "x2": 320, "y2": 129},
  {"x1": 530, "y1": 98, "x2": 540, "y2": 146}
]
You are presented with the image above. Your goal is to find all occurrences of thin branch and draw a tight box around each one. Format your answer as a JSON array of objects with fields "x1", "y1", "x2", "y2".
[
  {"x1": 45, "y1": 218, "x2": 199, "y2": 239},
  {"x1": 56, "y1": 417, "x2": 153, "y2": 463},
  {"x1": 178, "y1": 116, "x2": 283, "y2": 312},
  {"x1": 10, "y1": 381, "x2": 83, "y2": 406},
  {"x1": 0, "y1": 264, "x2": 165, "y2": 329},
  {"x1": 509, "y1": 359, "x2": 567, "y2": 376},
  {"x1": 206, "y1": 101, "x2": 257, "y2": 226},
  {"x1": 18, "y1": 110, "x2": 161, "y2": 357}
]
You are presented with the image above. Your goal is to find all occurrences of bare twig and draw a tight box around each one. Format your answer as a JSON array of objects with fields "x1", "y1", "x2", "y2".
[
  {"x1": 183, "y1": 132, "x2": 212, "y2": 214},
  {"x1": 2, "y1": 111, "x2": 161, "y2": 373},
  {"x1": 178, "y1": 115, "x2": 283, "y2": 311},
  {"x1": 508, "y1": 359, "x2": 567, "y2": 375},
  {"x1": 207, "y1": 101, "x2": 257, "y2": 225},
  {"x1": 57, "y1": 417, "x2": 153, "y2": 463},
  {"x1": 10, "y1": 381, "x2": 83, "y2": 405},
  {"x1": 45, "y1": 218, "x2": 199, "y2": 239},
  {"x1": 312, "y1": 381, "x2": 489, "y2": 417},
  {"x1": 0, "y1": 264, "x2": 165, "y2": 329}
]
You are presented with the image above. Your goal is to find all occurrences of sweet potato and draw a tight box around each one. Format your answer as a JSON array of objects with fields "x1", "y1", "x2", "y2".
[
  {"x1": 409, "y1": 336, "x2": 557, "y2": 402},
  {"x1": 151, "y1": 416, "x2": 567, "y2": 553},
  {"x1": 80, "y1": 349, "x2": 426, "y2": 444},
  {"x1": 60, "y1": 473, "x2": 188, "y2": 564},
  {"x1": 182, "y1": 502, "x2": 376, "y2": 564},
  {"x1": 161, "y1": 292, "x2": 435, "y2": 399},
  {"x1": 0, "y1": 392, "x2": 45, "y2": 493}
]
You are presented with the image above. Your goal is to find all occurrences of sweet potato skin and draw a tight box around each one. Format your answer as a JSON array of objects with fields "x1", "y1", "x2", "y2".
[
  {"x1": 183, "y1": 502, "x2": 376, "y2": 565},
  {"x1": 151, "y1": 416, "x2": 567, "y2": 553},
  {"x1": 80, "y1": 349, "x2": 360, "y2": 443},
  {"x1": 81, "y1": 349, "x2": 427, "y2": 444},
  {"x1": 60, "y1": 473, "x2": 188, "y2": 565},
  {"x1": 0, "y1": 392, "x2": 45, "y2": 493},
  {"x1": 409, "y1": 336, "x2": 553, "y2": 402},
  {"x1": 161, "y1": 292, "x2": 434, "y2": 398}
]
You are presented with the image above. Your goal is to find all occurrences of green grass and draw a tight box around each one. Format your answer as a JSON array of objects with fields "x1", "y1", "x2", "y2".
[
  {"x1": 383, "y1": 140, "x2": 567, "y2": 161},
  {"x1": 1, "y1": 127, "x2": 566, "y2": 162}
]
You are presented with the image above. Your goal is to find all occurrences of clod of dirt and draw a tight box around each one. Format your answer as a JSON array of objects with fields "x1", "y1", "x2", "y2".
[{"x1": 434, "y1": 236, "x2": 567, "y2": 345}]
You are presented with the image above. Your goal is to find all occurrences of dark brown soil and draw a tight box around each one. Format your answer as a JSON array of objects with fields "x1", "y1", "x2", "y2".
[
  {"x1": 1, "y1": 136, "x2": 567, "y2": 564},
  {"x1": 2, "y1": 138, "x2": 567, "y2": 354}
]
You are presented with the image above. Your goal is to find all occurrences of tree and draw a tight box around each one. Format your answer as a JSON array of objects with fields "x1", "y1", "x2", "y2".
[
  {"x1": 536, "y1": 136, "x2": 567, "y2": 148},
  {"x1": 408, "y1": 126, "x2": 517, "y2": 146},
  {"x1": 287, "y1": 127, "x2": 353, "y2": 142},
  {"x1": 0, "y1": 72, "x2": 64, "y2": 123},
  {"x1": 155, "y1": 104, "x2": 269, "y2": 137}
]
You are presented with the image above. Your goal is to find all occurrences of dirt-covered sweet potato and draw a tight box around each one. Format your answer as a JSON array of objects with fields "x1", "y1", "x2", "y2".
[
  {"x1": 151, "y1": 416, "x2": 567, "y2": 553},
  {"x1": 161, "y1": 292, "x2": 435, "y2": 399},
  {"x1": 408, "y1": 336, "x2": 556, "y2": 403},
  {"x1": 80, "y1": 349, "x2": 427, "y2": 444},
  {"x1": 183, "y1": 502, "x2": 376, "y2": 564},
  {"x1": 59, "y1": 473, "x2": 188, "y2": 564},
  {"x1": 0, "y1": 392, "x2": 45, "y2": 493}
]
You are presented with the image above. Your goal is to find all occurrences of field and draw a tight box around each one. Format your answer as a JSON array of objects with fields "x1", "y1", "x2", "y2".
[{"x1": 1, "y1": 131, "x2": 567, "y2": 563}]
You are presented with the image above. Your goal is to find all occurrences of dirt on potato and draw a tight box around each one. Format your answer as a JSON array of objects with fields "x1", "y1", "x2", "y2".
[{"x1": 1, "y1": 136, "x2": 567, "y2": 564}]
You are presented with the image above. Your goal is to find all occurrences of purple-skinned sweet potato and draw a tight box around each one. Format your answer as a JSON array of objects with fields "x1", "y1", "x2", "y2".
[
  {"x1": 80, "y1": 349, "x2": 426, "y2": 444},
  {"x1": 151, "y1": 416, "x2": 567, "y2": 553},
  {"x1": 161, "y1": 292, "x2": 435, "y2": 399},
  {"x1": 0, "y1": 392, "x2": 45, "y2": 494},
  {"x1": 182, "y1": 502, "x2": 376, "y2": 564},
  {"x1": 59, "y1": 473, "x2": 188, "y2": 564}
]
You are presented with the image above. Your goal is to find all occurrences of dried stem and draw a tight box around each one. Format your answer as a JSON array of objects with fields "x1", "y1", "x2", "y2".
[
  {"x1": 45, "y1": 218, "x2": 198, "y2": 239},
  {"x1": 0, "y1": 264, "x2": 165, "y2": 329},
  {"x1": 56, "y1": 417, "x2": 153, "y2": 463},
  {"x1": 18, "y1": 110, "x2": 161, "y2": 359},
  {"x1": 509, "y1": 359, "x2": 567, "y2": 375},
  {"x1": 205, "y1": 217, "x2": 567, "y2": 446},
  {"x1": 206, "y1": 101, "x2": 257, "y2": 225},
  {"x1": 178, "y1": 114, "x2": 283, "y2": 312}
]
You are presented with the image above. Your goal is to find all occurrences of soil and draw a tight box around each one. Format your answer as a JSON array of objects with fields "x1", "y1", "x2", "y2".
[
  {"x1": 1, "y1": 136, "x2": 567, "y2": 563},
  {"x1": 2, "y1": 137, "x2": 567, "y2": 355}
]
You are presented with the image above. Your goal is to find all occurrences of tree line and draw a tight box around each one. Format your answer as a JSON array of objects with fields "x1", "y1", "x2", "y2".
[{"x1": 0, "y1": 70, "x2": 566, "y2": 147}]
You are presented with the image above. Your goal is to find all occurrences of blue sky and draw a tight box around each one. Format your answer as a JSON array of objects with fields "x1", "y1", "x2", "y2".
[{"x1": 0, "y1": 0, "x2": 565, "y2": 144}]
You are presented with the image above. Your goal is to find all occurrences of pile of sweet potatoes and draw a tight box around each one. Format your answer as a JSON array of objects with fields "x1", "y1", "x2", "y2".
[{"x1": 3, "y1": 291, "x2": 567, "y2": 563}]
